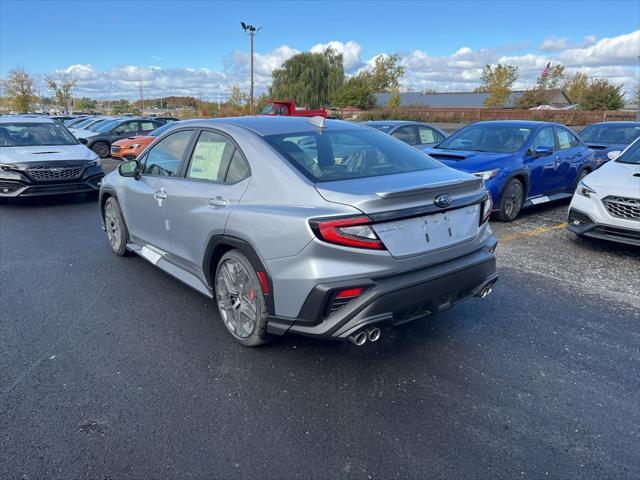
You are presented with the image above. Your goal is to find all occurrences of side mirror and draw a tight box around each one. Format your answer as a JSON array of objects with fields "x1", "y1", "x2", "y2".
[
  {"x1": 534, "y1": 146, "x2": 553, "y2": 157},
  {"x1": 118, "y1": 159, "x2": 140, "y2": 179},
  {"x1": 607, "y1": 150, "x2": 621, "y2": 161},
  {"x1": 78, "y1": 137, "x2": 88, "y2": 145}
]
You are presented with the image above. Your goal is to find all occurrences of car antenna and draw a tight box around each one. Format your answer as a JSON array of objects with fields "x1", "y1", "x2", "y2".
[{"x1": 308, "y1": 116, "x2": 326, "y2": 129}]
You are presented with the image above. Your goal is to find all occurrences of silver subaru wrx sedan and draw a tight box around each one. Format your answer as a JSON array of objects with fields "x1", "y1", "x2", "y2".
[{"x1": 99, "y1": 116, "x2": 498, "y2": 347}]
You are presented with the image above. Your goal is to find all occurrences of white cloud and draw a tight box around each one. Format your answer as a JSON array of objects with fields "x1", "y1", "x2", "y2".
[
  {"x1": 540, "y1": 36, "x2": 568, "y2": 52},
  {"x1": 38, "y1": 30, "x2": 639, "y2": 100},
  {"x1": 310, "y1": 40, "x2": 362, "y2": 71}
]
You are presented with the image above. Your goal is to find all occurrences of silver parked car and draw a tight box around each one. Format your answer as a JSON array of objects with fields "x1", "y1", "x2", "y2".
[{"x1": 99, "y1": 117, "x2": 498, "y2": 347}]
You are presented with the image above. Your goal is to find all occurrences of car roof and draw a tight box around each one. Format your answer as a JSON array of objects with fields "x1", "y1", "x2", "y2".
[
  {"x1": 174, "y1": 116, "x2": 364, "y2": 136},
  {"x1": 586, "y1": 121, "x2": 640, "y2": 126},
  {"x1": 0, "y1": 115, "x2": 55, "y2": 124},
  {"x1": 468, "y1": 120, "x2": 563, "y2": 128}
]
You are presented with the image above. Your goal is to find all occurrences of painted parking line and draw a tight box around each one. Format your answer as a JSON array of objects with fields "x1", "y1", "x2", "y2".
[{"x1": 497, "y1": 222, "x2": 568, "y2": 243}]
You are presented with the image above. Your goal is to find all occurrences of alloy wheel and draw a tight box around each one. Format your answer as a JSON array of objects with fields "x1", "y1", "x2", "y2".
[
  {"x1": 503, "y1": 181, "x2": 523, "y2": 220},
  {"x1": 215, "y1": 258, "x2": 259, "y2": 339},
  {"x1": 104, "y1": 201, "x2": 122, "y2": 251}
]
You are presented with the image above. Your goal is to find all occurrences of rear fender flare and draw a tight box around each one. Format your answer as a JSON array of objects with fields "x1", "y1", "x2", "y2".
[{"x1": 203, "y1": 234, "x2": 275, "y2": 315}]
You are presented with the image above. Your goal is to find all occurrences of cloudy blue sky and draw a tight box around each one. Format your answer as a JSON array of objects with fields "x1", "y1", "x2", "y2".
[{"x1": 1, "y1": 0, "x2": 638, "y2": 100}]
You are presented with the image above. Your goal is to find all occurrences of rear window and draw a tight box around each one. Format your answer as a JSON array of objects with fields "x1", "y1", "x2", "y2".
[
  {"x1": 580, "y1": 124, "x2": 640, "y2": 144},
  {"x1": 264, "y1": 129, "x2": 441, "y2": 182}
]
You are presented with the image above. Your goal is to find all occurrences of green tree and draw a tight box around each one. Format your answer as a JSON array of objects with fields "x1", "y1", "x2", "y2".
[
  {"x1": 476, "y1": 64, "x2": 519, "y2": 107},
  {"x1": 580, "y1": 79, "x2": 625, "y2": 110},
  {"x1": 228, "y1": 85, "x2": 246, "y2": 110},
  {"x1": 1, "y1": 67, "x2": 36, "y2": 112},
  {"x1": 387, "y1": 92, "x2": 401, "y2": 108},
  {"x1": 336, "y1": 73, "x2": 375, "y2": 109},
  {"x1": 75, "y1": 97, "x2": 96, "y2": 111},
  {"x1": 538, "y1": 64, "x2": 566, "y2": 90},
  {"x1": 369, "y1": 54, "x2": 406, "y2": 93},
  {"x1": 563, "y1": 72, "x2": 589, "y2": 105},
  {"x1": 46, "y1": 73, "x2": 77, "y2": 113},
  {"x1": 269, "y1": 48, "x2": 344, "y2": 108},
  {"x1": 111, "y1": 99, "x2": 131, "y2": 115},
  {"x1": 515, "y1": 63, "x2": 568, "y2": 109}
]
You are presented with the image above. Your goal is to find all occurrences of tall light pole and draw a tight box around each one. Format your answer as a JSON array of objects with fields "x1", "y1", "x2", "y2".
[{"x1": 241, "y1": 21, "x2": 261, "y2": 115}]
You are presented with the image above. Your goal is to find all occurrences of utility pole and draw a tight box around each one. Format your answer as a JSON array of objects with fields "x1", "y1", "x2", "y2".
[
  {"x1": 241, "y1": 21, "x2": 262, "y2": 115},
  {"x1": 138, "y1": 73, "x2": 145, "y2": 115}
]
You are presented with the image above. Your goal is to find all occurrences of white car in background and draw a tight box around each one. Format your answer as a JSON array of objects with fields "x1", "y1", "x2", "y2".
[{"x1": 567, "y1": 138, "x2": 640, "y2": 246}]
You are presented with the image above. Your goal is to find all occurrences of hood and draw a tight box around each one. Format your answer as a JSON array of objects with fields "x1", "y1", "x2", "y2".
[
  {"x1": 586, "y1": 142, "x2": 627, "y2": 157},
  {"x1": 71, "y1": 129, "x2": 100, "y2": 139},
  {"x1": 0, "y1": 144, "x2": 98, "y2": 164},
  {"x1": 583, "y1": 160, "x2": 640, "y2": 197},
  {"x1": 113, "y1": 135, "x2": 152, "y2": 147},
  {"x1": 421, "y1": 147, "x2": 515, "y2": 173}
]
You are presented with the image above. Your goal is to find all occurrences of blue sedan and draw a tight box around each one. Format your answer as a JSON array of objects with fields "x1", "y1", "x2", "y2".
[
  {"x1": 422, "y1": 121, "x2": 596, "y2": 221},
  {"x1": 578, "y1": 121, "x2": 640, "y2": 167}
]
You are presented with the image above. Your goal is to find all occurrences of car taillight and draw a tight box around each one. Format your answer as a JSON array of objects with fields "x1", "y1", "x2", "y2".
[
  {"x1": 480, "y1": 193, "x2": 493, "y2": 225},
  {"x1": 309, "y1": 215, "x2": 385, "y2": 250}
]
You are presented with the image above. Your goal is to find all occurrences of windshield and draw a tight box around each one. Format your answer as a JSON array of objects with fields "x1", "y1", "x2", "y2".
[
  {"x1": 94, "y1": 120, "x2": 122, "y2": 133},
  {"x1": 579, "y1": 124, "x2": 640, "y2": 144},
  {"x1": 71, "y1": 117, "x2": 96, "y2": 129},
  {"x1": 260, "y1": 104, "x2": 276, "y2": 114},
  {"x1": 87, "y1": 119, "x2": 114, "y2": 131},
  {"x1": 616, "y1": 140, "x2": 640, "y2": 165},
  {"x1": 438, "y1": 124, "x2": 534, "y2": 153},
  {"x1": 149, "y1": 122, "x2": 177, "y2": 137},
  {"x1": 0, "y1": 122, "x2": 78, "y2": 147},
  {"x1": 264, "y1": 128, "x2": 442, "y2": 182}
]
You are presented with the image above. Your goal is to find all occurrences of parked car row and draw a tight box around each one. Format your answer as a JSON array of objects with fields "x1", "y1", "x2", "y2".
[{"x1": 1, "y1": 114, "x2": 637, "y2": 348}]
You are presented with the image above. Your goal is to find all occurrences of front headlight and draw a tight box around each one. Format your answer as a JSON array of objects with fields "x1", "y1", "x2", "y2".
[
  {"x1": 472, "y1": 169, "x2": 500, "y2": 181},
  {"x1": 87, "y1": 159, "x2": 101, "y2": 167},
  {"x1": 129, "y1": 144, "x2": 141, "y2": 149},
  {"x1": 577, "y1": 180, "x2": 596, "y2": 198}
]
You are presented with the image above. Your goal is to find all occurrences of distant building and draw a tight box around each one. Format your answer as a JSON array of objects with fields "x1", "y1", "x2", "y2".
[{"x1": 374, "y1": 90, "x2": 573, "y2": 109}]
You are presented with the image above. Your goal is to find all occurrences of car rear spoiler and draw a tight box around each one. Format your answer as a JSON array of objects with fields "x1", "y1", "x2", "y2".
[{"x1": 376, "y1": 177, "x2": 482, "y2": 199}]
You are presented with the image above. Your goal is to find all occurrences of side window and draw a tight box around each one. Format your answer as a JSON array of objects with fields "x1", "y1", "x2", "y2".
[
  {"x1": 140, "y1": 121, "x2": 156, "y2": 131},
  {"x1": 225, "y1": 149, "x2": 250, "y2": 183},
  {"x1": 392, "y1": 126, "x2": 418, "y2": 145},
  {"x1": 115, "y1": 121, "x2": 139, "y2": 134},
  {"x1": 418, "y1": 126, "x2": 442, "y2": 144},
  {"x1": 530, "y1": 127, "x2": 555, "y2": 151},
  {"x1": 556, "y1": 128, "x2": 580, "y2": 150},
  {"x1": 186, "y1": 131, "x2": 235, "y2": 182},
  {"x1": 143, "y1": 129, "x2": 193, "y2": 177}
]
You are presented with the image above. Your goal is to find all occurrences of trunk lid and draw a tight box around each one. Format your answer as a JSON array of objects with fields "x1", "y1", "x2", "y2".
[{"x1": 315, "y1": 167, "x2": 485, "y2": 258}]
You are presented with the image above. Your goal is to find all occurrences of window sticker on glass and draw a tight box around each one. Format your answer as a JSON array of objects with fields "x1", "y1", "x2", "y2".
[{"x1": 188, "y1": 140, "x2": 227, "y2": 181}]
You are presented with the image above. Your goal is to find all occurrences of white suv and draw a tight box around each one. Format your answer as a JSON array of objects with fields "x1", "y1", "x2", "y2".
[{"x1": 568, "y1": 138, "x2": 640, "y2": 246}]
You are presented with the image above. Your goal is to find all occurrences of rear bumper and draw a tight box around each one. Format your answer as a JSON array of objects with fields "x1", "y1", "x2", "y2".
[
  {"x1": 0, "y1": 173, "x2": 104, "y2": 197},
  {"x1": 567, "y1": 208, "x2": 640, "y2": 246},
  {"x1": 267, "y1": 238, "x2": 498, "y2": 339}
]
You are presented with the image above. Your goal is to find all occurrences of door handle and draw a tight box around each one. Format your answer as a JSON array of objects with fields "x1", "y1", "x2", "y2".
[
  {"x1": 209, "y1": 196, "x2": 228, "y2": 207},
  {"x1": 153, "y1": 189, "x2": 167, "y2": 200}
]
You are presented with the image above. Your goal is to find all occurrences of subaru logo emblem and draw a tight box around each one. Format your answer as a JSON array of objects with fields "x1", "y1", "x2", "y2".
[{"x1": 435, "y1": 194, "x2": 452, "y2": 208}]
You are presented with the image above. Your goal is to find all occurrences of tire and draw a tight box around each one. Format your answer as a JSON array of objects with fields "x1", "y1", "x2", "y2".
[
  {"x1": 103, "y1": 197, "x2": 130, "y2": 256},
  {"x1": 214, "y1": 250, "x2": 269, "y2": 347},
  {"x1": 91, "y1": 141, "x2": 109, "y2": 158},
  {"x1": 496, "y1": 178, "x2": 524, "y2": 222}
]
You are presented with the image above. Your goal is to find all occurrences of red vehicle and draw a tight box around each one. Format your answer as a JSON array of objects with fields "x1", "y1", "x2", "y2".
[{"x1": 258, "y1": 100, "x2": 327, "y2": 118}]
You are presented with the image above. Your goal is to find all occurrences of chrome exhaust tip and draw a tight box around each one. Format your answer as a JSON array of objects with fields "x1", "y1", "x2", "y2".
[
  {"x1": 348, "y1": 330, "x2": 368, "y2": 346},
  {"x1": 367, "y1": 327, "x2": 382, "y2": 342},
  {"x1": 478, "y1": 285, "x2": 493, "y2": 299}
]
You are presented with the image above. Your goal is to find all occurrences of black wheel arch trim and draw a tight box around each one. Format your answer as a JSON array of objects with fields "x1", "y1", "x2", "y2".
[{"x1": 203, "y1": 234, "x2": 275, "y2": 316}]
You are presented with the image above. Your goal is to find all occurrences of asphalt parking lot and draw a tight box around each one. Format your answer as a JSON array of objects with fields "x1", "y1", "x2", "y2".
[{"x1": 1, "y1": 168, "x2": 638, "y2": 478}]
